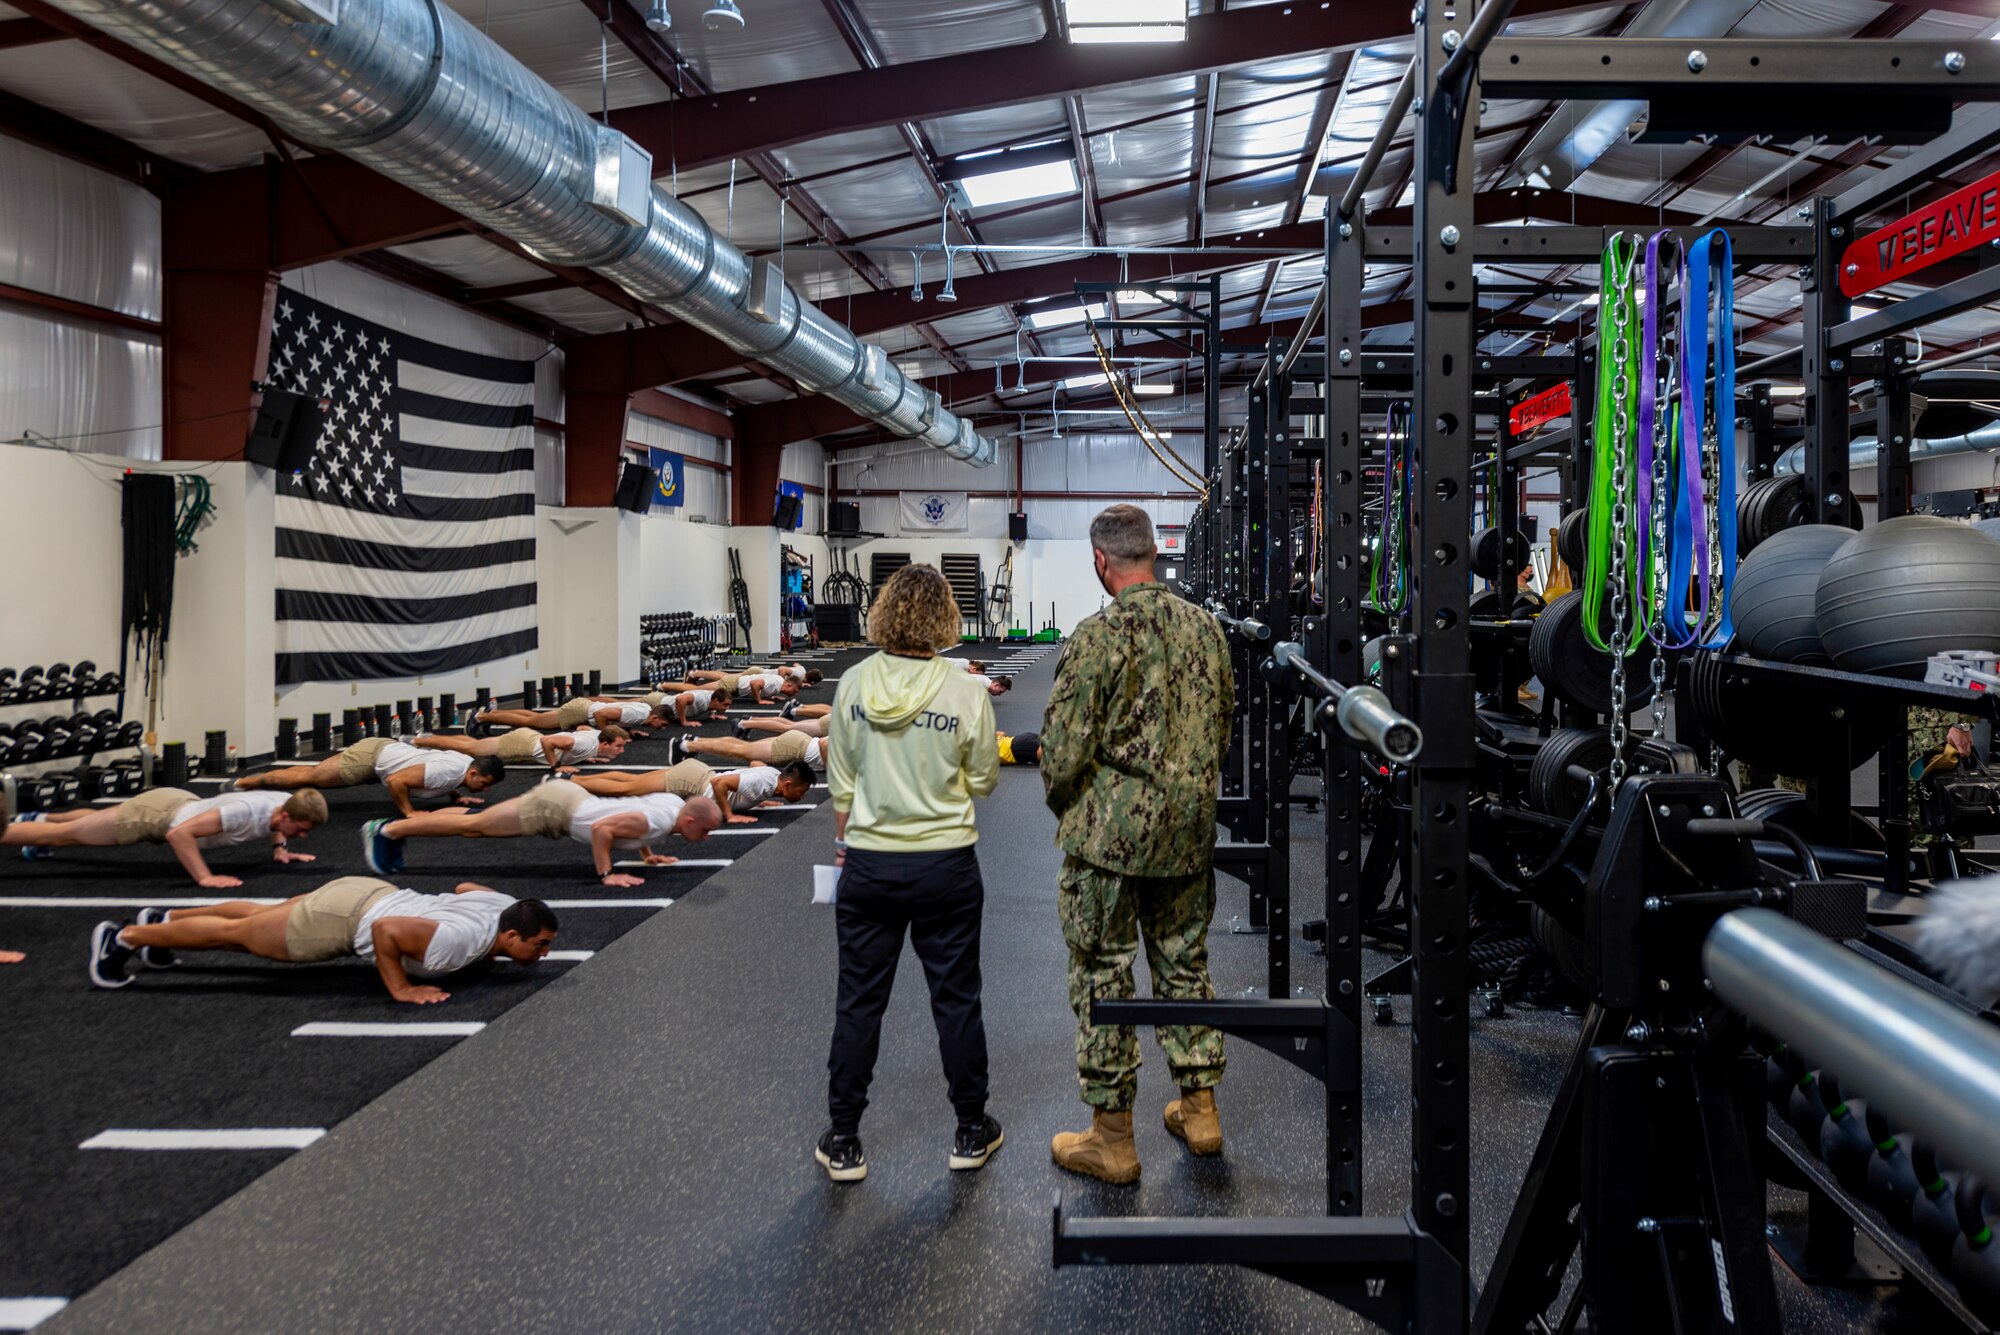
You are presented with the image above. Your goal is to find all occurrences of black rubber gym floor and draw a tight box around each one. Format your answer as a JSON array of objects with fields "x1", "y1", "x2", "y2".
[
  {"x1": 17, "y1": 640, "x2": 1940, "y2": 1332},
  {"x1": 0, "y1": 648, "x2": 872, "y2": 1315}
]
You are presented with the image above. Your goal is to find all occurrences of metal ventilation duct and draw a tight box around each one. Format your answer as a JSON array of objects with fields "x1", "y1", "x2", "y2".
[
  {"x1": 45, "y1": 0, "x2": 994, "y2": 465},
  {"x1": 1775, "y1": 422, "x2": 2000, "y2": 475}
]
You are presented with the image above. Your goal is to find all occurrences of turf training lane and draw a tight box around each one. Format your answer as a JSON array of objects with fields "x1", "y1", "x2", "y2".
[{"x1": 0, "y1": 647, "x2": 878, "y2": 1314}]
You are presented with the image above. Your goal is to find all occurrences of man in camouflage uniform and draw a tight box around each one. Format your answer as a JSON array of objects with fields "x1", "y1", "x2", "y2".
[
  {"x1": 1041, "y1": 504, "x2": 1236, "y2": 1184},
  {"x1": 1909, "y1": 706, "x2": 1977, "y2": 848}
]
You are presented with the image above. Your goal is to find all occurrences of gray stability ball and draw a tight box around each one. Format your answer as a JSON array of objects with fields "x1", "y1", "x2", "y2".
[
  {"x1": 1732, "y1": 524, "x2": 1855, "y2": 664},
  {"x1": 1815, "y1": 515, "x2": 2000, "y2": 677}
]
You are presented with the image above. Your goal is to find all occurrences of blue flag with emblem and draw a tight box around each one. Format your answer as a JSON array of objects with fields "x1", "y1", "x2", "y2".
[{"x1": 648, "y1": 448, "x2": 686, "y2": 508}]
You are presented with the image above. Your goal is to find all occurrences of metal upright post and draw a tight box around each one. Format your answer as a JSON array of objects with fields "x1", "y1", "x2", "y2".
[
  {"x1": 1803, "y1": 196, "x2": 1855, "y2": 528},
  {"x1": 1877, "y1": 338, "x2": 1914, "y2": 894},
  {"x1": 1747, "y1": 383, "x2": 1778, "y2": 482},
  {"x1": 1323, "y1": 208, "x2": 1366, "y2": 1214},
  {"x1": 1409, "y1": 0, "x2": 1476, "y2": 1318},
  {"x1": 1264, "y1": 339, "x2": 1293, "y2": 1000}
]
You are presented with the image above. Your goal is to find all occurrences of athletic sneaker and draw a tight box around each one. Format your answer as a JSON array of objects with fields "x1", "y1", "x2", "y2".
[
  {"x1": 669, "y1": 735, "x2": 692, "y2": 764},
  {"x1": 815, "y1": 1129, "x2": 867, "y2": 1183},
  {"x1": 362, "y1": 818, "x2": 406, "y2": 875},
  {"x1": 779, "y1": 698, "x2": 799, "y2": 720},
  {"x1": 949, "y1": 1115, "x2": 1005, "y2": 1171},
  {"x1": 732, "y1": 721, "x2": 753, "y2": 740},
  {"x1": 88, "y1": 920, "x2": 137, "y2": 989},
  {"x1": 17, "y1": 812, "x2": 51, "y2": 860},
  {"x1": 133, "y1": 906, "x2": 177, "y2": 969}
]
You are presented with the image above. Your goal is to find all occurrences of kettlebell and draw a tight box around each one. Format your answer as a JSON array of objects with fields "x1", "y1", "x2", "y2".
[
  {"x1": 1765, "y1": 1045, "x2": 1796, "y2": 1110},
  {"x1": 1863, "y1": 1104, "x2": 1922, "y2": 1230},
  {"x1": 1788, "y1": 1066, "x2": 1829, "y2": 1140},
  {"x1": 1912, "y1": 1141, "x2": 1965, "y2": 1266},
  {"x1": 1817, "y1": 1074, "x2": 1876, "y2": 1190},
  {"x1": 1950, "y1": 1173, "x2": 2000, "y2": 1322}
]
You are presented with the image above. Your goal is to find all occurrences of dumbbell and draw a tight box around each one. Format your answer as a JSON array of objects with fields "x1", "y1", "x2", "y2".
[
  {"x1": 0, "y1": 667, "x2": 16, "y2": 703},
  {"x1": 17, "y1": 666, "x2": 45, "y2": 701},
  {"x1": 0, "y1": 728, "x2": 15, "y2": 766},
  {"x1": 13, "y1": 722, "x2": 52, "y2": 762},
  {"x1": 45, "y1": 663, "x2": 73, "y2": 695},
  {"x1": 67, "y1": 711, "x2": 101, "y2": 753},
  {"x1": 71, "y1": 660, "x2": 97, "y2": 693},
  {"x1": 93, "y1": 667, "x2": 123, "y2": 694},
  {"x1": 106, "y1": 760, "x2": 144, "y2": 795},
  {"x1": 74, "y1": 765, "x2": 107, "y2": 800},
  {"x1": 50, "y1": 772, "x2": 81, "y2": 805},
  {"x1": 115, "y1": 720, "x2": 143, "y2": 748}
]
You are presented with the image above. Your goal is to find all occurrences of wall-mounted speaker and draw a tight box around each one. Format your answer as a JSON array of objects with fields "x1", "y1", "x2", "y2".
[
  {"x1": 615, "y1": 461, "x2": 657, "y2": 513},
  {"x1": 244, "y1": 387, "x2": 325, "y2": 474},
  {"x1": 829, "y1": 500, "x2": 861, "y2": 536},
  {"x1": 774, "y1": 492, "x2": 804, "y2": 530},
  {"x1": 1008, "y1": 511, "x2": 1028, "y2": 542}
]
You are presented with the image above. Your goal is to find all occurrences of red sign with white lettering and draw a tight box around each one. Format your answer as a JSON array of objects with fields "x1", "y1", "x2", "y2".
[
  {"x1": 1508, "y1": 381, "x2": 1572, "y2": 436},
  {"x1": 1841, "y1": 167, "x2": 2000, "y2": 298}
]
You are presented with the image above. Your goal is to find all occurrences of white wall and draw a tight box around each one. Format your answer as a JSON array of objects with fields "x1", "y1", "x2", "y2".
[
  {"x1": 536, "y1": 509, "x2": 642, "y2": 687},
  {"x1": 637, "y1": 513, "x2": 736, "y2": 618},
  {"x1": 732, "y1": 526, "x2": 784, "y2": 654},
  {"x1": 824, "y1": 533, "x2": 1108, "y2": 637}
]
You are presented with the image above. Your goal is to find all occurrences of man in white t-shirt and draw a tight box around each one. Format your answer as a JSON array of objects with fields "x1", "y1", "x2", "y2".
[
  {"x1": 5, "y1": 788, "x2": 327, "y2": 888},
  {"x1": 645, "y1": 688, "x2": 730, "y2": 728},
  {"x1": 363, "y1": 781, "x2": 724, "y2": 888},
  {"x1": 948, "y1": 659, "x2": 988, "y2": 675},
  {"x1": 674, "y1": 729, "x2": 829, "y2": 773},
  {"x1": 475, "y1": 697, "x2": 673, "y2": 737},
  {"x1": 966, "y1": 674, "x2": 1013, "y2": 698},
  {"x1": 88, "y1": 877, "x2": 558, "y2": 1004},
  {"x1": 415, "y1": 724, "x2": 629, "y2": 774},
  {"x1": 236, "y1": 738, "x2": 505, "y2": 817},
  {"x1": 656, "y1": 671, "x2": 798, "y2": 705},
  {"x1": 574, "y1": 758, "x2": 815, "y2": 824}
]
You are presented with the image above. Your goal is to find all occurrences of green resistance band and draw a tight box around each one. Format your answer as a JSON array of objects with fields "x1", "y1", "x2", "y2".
[{"x1": 1582, "y1": 233, "x2": 1652, "y2": 653}]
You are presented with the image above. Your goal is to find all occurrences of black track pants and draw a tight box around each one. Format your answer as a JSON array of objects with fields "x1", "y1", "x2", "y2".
[{"x1": 826, "y1": 844, "x2": 989, "y2": 1136}]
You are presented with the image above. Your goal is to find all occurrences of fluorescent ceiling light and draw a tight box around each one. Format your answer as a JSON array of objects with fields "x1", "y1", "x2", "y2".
[
  {"x1": 1061, "y1": 372, "x2": 1111, "y2": 390},
  {"x1": 1026, "y1": 301, "x2": 1107, "y2": 331},
  {"x1": 1066, "y1": 0, "x2": 1181, "y2": 22},
  {"x1": 959, "y1": 158, "x2": 1079, "y2": 208},
  {"x1": 1767, "y1": 385, "x2": 1806, "y2": 397},
  {"x1": 1116, "y1": 289, "x2": 1162, "y2": 304},
  {"x1": 1140, "y1": 431, "x2": 1174, "y2": 440},
  {"x1": 1131, "y1": 382, "x2": 1175, "y2": 396},
  {"x1": 1070, "y1": 23, "x2": 1185, "y2": 42}
]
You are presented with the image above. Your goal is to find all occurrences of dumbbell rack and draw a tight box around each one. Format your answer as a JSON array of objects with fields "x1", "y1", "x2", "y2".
[
  {"x1": 0, "y1": 660, "x2": 146, "y2": 810},
  {"x1": 639, "y1": 613, "x2": 736, "y2": 685}
]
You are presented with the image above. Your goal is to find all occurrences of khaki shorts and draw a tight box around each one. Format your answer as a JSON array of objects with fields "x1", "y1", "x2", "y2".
[
  {"x1": 644, "y1": 691, "x2": 666, "y2": 709},
  {"x1": 660, "y1": 759, "x2": 715, "y2": 797},
  {"x1": 518, "y1": 779, "x2": 588, "y2": 839},
  {"x1": 555, "y1": 698, "x2": 594, "y2": 729},
  {"x1": 716, "y1": 674, "x2": 742, "y2": 696},
  {"x1": 336, "y1": 737, "x2": 390, "y2": 785},
  {"x1": 497, "y1": 728, "x2": 543, "y2": 764},
  {"x1": 114, "y1": 788, "x2": 196, "y2": 845},
  {"x1": 770, "y1": 731, "x2": 816, "y2": 766},
  {"x1": 284, "y1": 876, "x2": 398, "y2": 963}
]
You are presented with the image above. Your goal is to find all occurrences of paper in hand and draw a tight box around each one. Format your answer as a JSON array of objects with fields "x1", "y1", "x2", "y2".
[{"x1": 813, "y1": 864, "x2": 842, "y2": 905}]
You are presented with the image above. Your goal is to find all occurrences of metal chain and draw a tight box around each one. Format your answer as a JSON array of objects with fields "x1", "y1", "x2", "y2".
[
  {"x1": 1606, "y1": 249, "x2": 1637, "y2": 790},
  {"x1": 1648, "y1": 302, "x2": 1676, "y2": 739},
  {"x1": 1703, "y1": 417, "x2": 1723, "y2": 642}
]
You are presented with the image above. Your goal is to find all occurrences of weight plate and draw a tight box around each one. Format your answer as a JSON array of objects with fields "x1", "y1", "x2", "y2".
[
  {"x1": 1558, "y1": 509, "x2": 1589, "y2": 576},
  {"x1": 1684, "y1": 650, "x2": 1891, "y2": 775},
  {"x1": 1469, "y1": 588, "x2": 1504, "y2": 618},
  {"x1": 1737, "y1": 786, "x2": 1885, "y2": 851},
  {"x1": 1471, "y1": 525, "x2": 1529, "y2": 581},
  {"x1": 1528, "y1": 727, "x2": 1702, "y2": 818},
  {"x1": 1528, "y1": 591, "x2": 1663, "y2": 716}
]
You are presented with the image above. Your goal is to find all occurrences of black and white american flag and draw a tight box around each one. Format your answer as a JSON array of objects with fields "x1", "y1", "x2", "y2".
[{"x1": 266, "y1": 290, "x2": 539, "y2": 685}]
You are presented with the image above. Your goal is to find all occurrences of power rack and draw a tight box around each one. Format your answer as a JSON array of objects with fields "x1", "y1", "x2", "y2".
[{"x1": 1053, "y1": 9, "x2": 2000, "y2": 1334}]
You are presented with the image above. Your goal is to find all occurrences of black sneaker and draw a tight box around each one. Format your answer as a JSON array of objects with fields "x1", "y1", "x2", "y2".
[
  {"x1": 89, "y1": 921, "x2": 137, "y2": 989},
  {"x1": 134, "y1": 907, "x2": 177, "y2": 969},
  {"x1": 815, "y1": 1129, "x2": 867, "y2": 1182},
  {"x1": 779, "y1": 698, "x2": 799, "y2": 720},
  {"x1": 949, "y1": 1115, "x2": 1004, "y2": 1171},
  {"x1": 732, "y1": 720, "x2": 752, "y2": 740}
]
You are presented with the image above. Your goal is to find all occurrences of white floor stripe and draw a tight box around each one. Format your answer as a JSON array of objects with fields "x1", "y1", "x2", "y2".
[
  {"x1": 80, "y1": 1128, "x2": 326, "y2": 1151},
  {"x1": 543, "y1": 898, "x2": 673, "y2": 908},
  {"x1": 811, "y1": 783, "x2": 828, "y2": 789},
  {"x1": 611, "y1": 858, "x2": 733, "y2": 868},
  {"x1": 0, "y1": 897, "x2": 285, "y2": 909},
  {"x1": 292, "y1": 1021, "x2": 485, "y2": 1038},
  {"x1": 544, "y1": 949, "x2": 595, "y2": 961},
  {"x1": 707, "y1": 828, "x2": 777, "y2": 836},
  {"x1": 760, "y1": 803, "x2": 817, "y2": 811},
  {"x1": 0, "y1": 1298, "x2": 68, "y2": 1330}
]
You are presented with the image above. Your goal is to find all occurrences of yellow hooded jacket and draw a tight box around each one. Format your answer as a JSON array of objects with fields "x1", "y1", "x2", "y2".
[{"x1": 828, "y1": 652, "x2": 999, "y2": 852}]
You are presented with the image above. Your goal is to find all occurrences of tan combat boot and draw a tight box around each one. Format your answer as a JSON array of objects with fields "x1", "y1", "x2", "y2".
[
  {"x1": 1050, "y1": 1110, "x2": 1141, "y2": 1184},
  {"x1": 1164, "y1": 1087, "x2": 1223, "y2": 1156}
]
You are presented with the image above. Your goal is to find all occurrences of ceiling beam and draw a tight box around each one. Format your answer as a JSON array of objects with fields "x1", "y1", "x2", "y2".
[
  {"x1": 0, "y1": 84, "x2": 186, "y2": 191},
  {"x1": 1191, "y1": 72, "x2": 1219, "y2": 243},
  {"x1": 0, "y1": 17, "x2": 65, "y2": 49},
  {"x1": 736, "y1": 304, "x2": 1444, "y2": 447},
  {"x1": 606, "y1": 0, "x2": 1609, "y2": 175}
]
